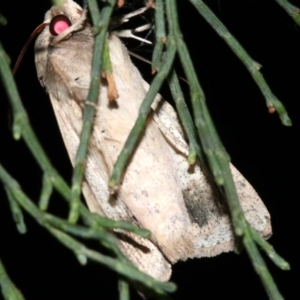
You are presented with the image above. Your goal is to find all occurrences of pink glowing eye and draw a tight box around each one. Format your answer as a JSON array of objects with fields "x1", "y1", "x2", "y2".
[{"x1": 49, "y1": 15, "x2": 72, "y2": 36}]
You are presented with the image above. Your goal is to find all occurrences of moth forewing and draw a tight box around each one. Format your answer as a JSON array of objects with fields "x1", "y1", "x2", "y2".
[{"x1": 34, "y1": 0, "x2": 271, "y2": 281}]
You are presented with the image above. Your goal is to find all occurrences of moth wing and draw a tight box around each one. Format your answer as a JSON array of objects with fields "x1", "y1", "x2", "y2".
[
  {"x1": 146, "y1": 86, "x2": 272, "y2": 258},
  {"x1": 36, "y1": 0, "x2": 173, "y2": 281},
  {"x1": 45, "y1": 33, "x2": 271, "y2": 269},
  {"x1": 47, "y1": 91, "x2": 172, "y2": 281},
  {"x1": 43, "y1": 38, "x2": 172, "y2": 279},
  {"x1": 36, "y1": 0, "x2": 271, "y2": 277},
  {"x1": 97, "y1": 35, "x2": 271, "y2": 261}
]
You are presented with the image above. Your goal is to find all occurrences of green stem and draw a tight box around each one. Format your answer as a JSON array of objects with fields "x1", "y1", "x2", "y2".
[
  {"x1": 168, "y1": 69, "x2": 203, "y2": 164},
  {"x1": 0, "y1": 41, "x2": 72, "y2": 203},
  {"x1": 0, "y1": 258, "x2": 25, "y2": 300},
  {"x1": 69, "y1": 0, "x2": 116, "y2": 223},
  {"x1": 250, "y1": 227, "x2": 290, "y2": 271},
  {"x1": 189, "y1": 0, "x2": 291, "y2": 126},
  {"x1": 118, "y1": 280, "x2": 130, "y2": 300},
  {"x1": 39, "y1": 173, "x2": 53, "y2": 211},
  {"x1": 5, "y1": 188, "x2": 26, "y2": 234},
  {"x1": 243, "y1": 227, "x2": 284, "y2": 300},
  {"x1": 0, "y1": 163, "x2": 175, "y2": 297},
  {"x1": 165, "y1": 1, "x2": 287, "y2": 298},
  {"x1": 151, "y1": 0, "x2": 166, "y2": 72},
  {"x1": 109, "y1": 43, "x2": 177, "y2": 188},
  {"x1": 275, "y1": 0, "x2": 300, "y2": 25}
]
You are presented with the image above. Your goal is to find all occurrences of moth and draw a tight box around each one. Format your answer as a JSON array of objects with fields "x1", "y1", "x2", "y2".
[{"x1": 34, "y1": 0, "x2": 271, "y2": 281}]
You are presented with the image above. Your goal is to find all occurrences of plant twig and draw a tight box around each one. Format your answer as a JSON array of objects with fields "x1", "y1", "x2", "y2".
[
  {"x1": 189, "y1": 0, "x2": 291, "y2": 126},
  {"x1": 39, "y1": 173, "x2": 53, "y2": 211},
  {"x1": 0, "y1": 41, "x2": 71, "y2": 201},
  {"x1": 69, "y1": 0, "x2": 116, "y2": 223},
  {"x1": 5, "y1": 188, "x2": 26, "y2": 234},
  {"x1": 48, "y1": 226, "x2": 174, "y2": 296},
  {"x1": 243, "y1": 227, "x2": 284, "y2": 300},
  {"x1": 0, "y1": 258, "x2": 25, "y2": 300},
  {"x1": 0, "y1": 163, "x2": 176, "y2": 298},
  {"x1": 168, "y1": 69, "x2": 203, "y2": 164},
  {"x1": 109, "y1": 43, "x2": 176, "y2": 188},
  {"x1": 118, "y1": 280, "x2": 130, "y2": 300},
  {"x1": 250, "y1": 227, "x2": 290, "y2": 270},
  {"x1": 151, "y1": 0, "x2": 166, "y2": 72},
  {"x1": 275, "y1": 0, "x2": 300, "y2": 25},
  {"x1": 165, "y1": 1, "x2": 287, "y2": 298}
]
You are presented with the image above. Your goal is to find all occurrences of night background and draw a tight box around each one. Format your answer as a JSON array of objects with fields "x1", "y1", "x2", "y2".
[{"x1": 0, "y1": 0, "x2": 298, "y2": 299}]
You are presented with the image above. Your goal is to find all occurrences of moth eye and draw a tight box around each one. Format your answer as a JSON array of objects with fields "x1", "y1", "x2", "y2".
[{"x1": 49, "y1": 15, "x2": 72, "y2": 36}]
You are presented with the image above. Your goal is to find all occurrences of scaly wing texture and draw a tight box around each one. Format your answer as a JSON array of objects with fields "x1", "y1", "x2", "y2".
[
  {"x1": 149, "y1": 88, "x2": 272, "y2": 256},
  {"x1": 34, "y1": 0, "x2": 271, "y2": 281}
]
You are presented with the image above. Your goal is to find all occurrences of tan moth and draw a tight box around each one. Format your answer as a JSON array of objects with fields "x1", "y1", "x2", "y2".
[{"x1": 34, "y1": 0, "x2": 271, "y2": 281}]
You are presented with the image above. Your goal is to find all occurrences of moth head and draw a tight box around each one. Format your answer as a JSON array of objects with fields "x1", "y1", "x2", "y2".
[
  {"x1": 13, "y1": 0, "x2": 88, "y2": 83},
  {"x1": 44, "y1": 0, "x2": 84, "y2": 35},
  {"x1": 48, "y1": 14, "x2": 72, "y2": 36}
]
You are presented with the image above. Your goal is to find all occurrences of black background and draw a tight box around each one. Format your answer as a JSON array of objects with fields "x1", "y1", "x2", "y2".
[{"x1": 0, "y1": 0, "x2": 298, "y2": 299}]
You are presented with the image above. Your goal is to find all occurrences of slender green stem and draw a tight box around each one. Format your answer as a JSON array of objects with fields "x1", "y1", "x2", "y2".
[
  {"x1": 221, "y1": 164, "x2": 247, "y2": 235},
  {"x1": 118, "y1": 280, "x2": 130, "y2": 300},
  {"x1": 1, "y1": 163, "x2": 129, "y2": 267},
  {"x1": 152, "y1": 0, "x2": 166, "y2": 72},
  {"x1": 0, "y1": 258, "x2": 25, "y2": 300},
  {"x1": 166, "y1": 1, "x2": 287, "y2": 298},
  {"x1": 80, "y1": 205, "x2": 150, "y2": 237},
  {"x1": 275, "y1": 0, "x2": 300, "y2": 25},
  {"x1": 5, "y1": 188, "x2": 26, "y2": 234},
  {"x1": 44, "y1": 213, "x2": 126, "y2": 260},
  {"x1": 103, "y1": 33, "x2": 113, "y2": 74},
  {"x1": 39, "y1": 173, "x2": 53, "y2": 211},
  {"x1": 0, "y1": 163, "x2": 175, "y2": 297},
  {"x1": 0, "y1": 41, "x2": 72, "y2": 202},
  {"x1": 189, "y1": 0, "x2": 291, "y2": 126},
  {"x1": 243, "y1": 227, "x2": 284, "y2": 300},
  {"x1": 166, "y1": 1, "x2": 229, "y2": 184},
  {"x1": 109, "y1": 43, "x2": 176, "y2": 188},
  {"x1": 168, "y1": 69, "x2": 203, "y2": 164},
  {"x1": 0, "y1": 161, "x2": 147, "y2": 251},
  {"x1": 69, "y1": 0, "x2": 116, "y2": 223},
  {"x1": 47, "y1": 226, "x2": 175, "y2": 296},
  {"x1": 250, "y1": 227, "x2": 290, "y2": 270}
]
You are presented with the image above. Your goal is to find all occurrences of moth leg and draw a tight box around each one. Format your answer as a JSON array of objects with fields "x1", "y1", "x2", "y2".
[{"x1": 114, "y1": 24, "x2": 153, "y2": 45}]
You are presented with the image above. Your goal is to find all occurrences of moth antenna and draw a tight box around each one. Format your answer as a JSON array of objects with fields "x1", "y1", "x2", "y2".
[
  {"x1": 114, "y1": 23, "x2": 153, "y2": 45},
  {"x1": 109, "y1": 7, "x2": 149, "y2": 30},
  {"x1": 127, "y1": 50, "x2": 152, "y2": 65},
  {"x1": 128, "y1": 51, "x2": 188, "y2": 83},
  {"x1": 13, "y1": 22, "x2": 48, "y2": 75}
]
